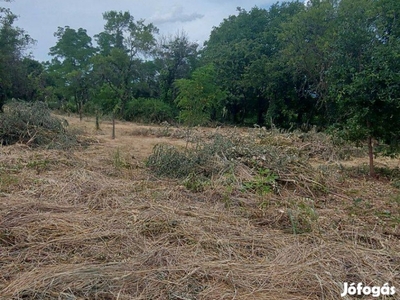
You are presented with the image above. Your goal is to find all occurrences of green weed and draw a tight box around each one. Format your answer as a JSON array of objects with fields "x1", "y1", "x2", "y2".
[
  {"x1": 288, "y1": 198, "x2": 319, "y2": 234},
  {"x1": 112, "y1": 148, "x2": 130, "y2": 169},
  {"x1": 183, "y1": 173, "x2": 209, "y2": 193},
  {"x1": 243, "y1": 168, "x2": 278, "y2": 195}
]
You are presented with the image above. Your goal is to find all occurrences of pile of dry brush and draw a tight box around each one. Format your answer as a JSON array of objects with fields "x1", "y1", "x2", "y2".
[
  {"x1": 0, "y1": 100, "x2": 78, "y2": 149},
  {"x1": 146, "y1": 129, "x2": 339, "y2": 199}
]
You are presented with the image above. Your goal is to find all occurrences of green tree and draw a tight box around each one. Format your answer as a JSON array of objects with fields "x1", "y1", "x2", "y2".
[
  {"x1": 0, "y1": 2, "x2": 34, "y2": 110},
  {"x1": 243, "y1": 2, "x2": 303, "y2": 127},
  {"x1": 279, "y1": 0, "x2": 338, "y2": 127},
  {"x1": 203, "y1": 7, "x2": 269, "y2": 123},
  {"x1": 175, "y1": 64, "x2": 226, "y2": 126},
  {"x1": 48, "y1": 26, "x2": 97, "y2": 120},
  {"x1": 12, "y1": 57, "x2": 44, "y2": 102},
  {"x1": 157, "y1": 31, "x2": 199, "y2": 106},
  {"x1": 202, "y1": 4, "x2": 303, "y2": 125},
  {"x1": 330, "y1": 0, "x2": 400, "y2": 176},
  {"x1": 92, "y1": 11, "x2": 158, "y2": 117}
]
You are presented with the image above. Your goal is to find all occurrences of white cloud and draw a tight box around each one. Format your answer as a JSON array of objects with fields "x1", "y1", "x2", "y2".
[{"x1": 149, "y1": 6, "x2": 204, "y2": 25}]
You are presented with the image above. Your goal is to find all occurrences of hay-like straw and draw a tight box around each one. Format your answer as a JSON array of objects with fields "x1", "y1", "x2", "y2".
[{"x1": 1, "y1": 118, "x2": 399, "y2": 299}]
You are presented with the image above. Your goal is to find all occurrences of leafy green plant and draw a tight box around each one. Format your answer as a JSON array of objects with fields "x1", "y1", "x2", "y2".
[
  {"x1": 182, "y1": 173, "x2": 209, "y2": 193},
  {"x1": 243, "y1": 168, "x2": 278, "y2": 195},
  {"x1": 175, "y1": 64, "x2": 226, "y2": 126}
]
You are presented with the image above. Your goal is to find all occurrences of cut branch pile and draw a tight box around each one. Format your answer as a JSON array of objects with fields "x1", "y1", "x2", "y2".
[{"x1": 0, "y1": 100, "x2": 77, "y2": 149}]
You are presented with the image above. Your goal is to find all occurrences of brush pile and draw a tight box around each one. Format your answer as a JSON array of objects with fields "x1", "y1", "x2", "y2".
[
  {"x1": 0, "y1": 100, "x2": 77, "y2": 149},
  {"x1": 147, "y1": 130, "x2": 332, "y2": 198}
]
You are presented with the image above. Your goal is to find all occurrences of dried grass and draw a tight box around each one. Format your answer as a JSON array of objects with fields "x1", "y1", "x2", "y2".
[{"x1": 0, "y1": 117, "x2": 399, "y2": 299}]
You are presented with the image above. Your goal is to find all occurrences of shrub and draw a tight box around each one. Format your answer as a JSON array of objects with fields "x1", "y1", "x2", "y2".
[{"x1": 124, "y1": 98, "x2": 175, "y2": 123}]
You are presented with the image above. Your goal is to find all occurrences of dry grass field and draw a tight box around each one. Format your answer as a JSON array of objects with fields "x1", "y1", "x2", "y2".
[{"x1": 0, "y1": 115, "x2": 399, "y2": 299}]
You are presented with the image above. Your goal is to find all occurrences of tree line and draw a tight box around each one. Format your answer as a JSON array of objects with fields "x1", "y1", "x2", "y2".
[{"x1": 1, "y1": 0, "x2": 399, "y2": 174}]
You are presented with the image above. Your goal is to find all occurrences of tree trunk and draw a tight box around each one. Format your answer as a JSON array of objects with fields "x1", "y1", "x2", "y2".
[
  {"x1": 76, "y1": 95, "x2": 83, "y2": 121},
  {"x1": 95, "y1": 110, "x2": 100, "y2": 131},
  {"x1": 0, "y1": 93, "x2": 5, "y2": 112},
  {"x1": 79, "y1": 106, "x2": 83, "y2": 122},
  {"x1": 368, "y1": 136, "x2": 375, "y2": 177}
]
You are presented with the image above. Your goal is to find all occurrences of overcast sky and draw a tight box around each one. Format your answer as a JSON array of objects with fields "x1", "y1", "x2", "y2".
[{"x1": 4, "y1": 0, "x2": 281, "y2": 62}]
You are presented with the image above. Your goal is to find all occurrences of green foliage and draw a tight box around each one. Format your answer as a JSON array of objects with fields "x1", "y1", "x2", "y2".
[
  {"x1": 91, "y1": 83, "x2": 119, "y2": 114},
  {"x1": 243, "y1": 168, "x2": 278, "y2": 195},
  {"x1": 325, "y1": 0, "x2": 400, "y2": 174},
  {"x1": 157, "y1": 31, "x2": 199, "y2": 105},
  {"x1": 182, "y1": 173, "x2": 209, "y2": 193},
  {"x1": 288, "y1": 198, "x2": 319, "y2": 234},
  {"x1": 175, "y1": 64, "x2": 226, "y2": 126},
  {"x1": 124, "y1": 98, "x2": 175, "y2": 123},
  {"x1": 202, "y1": 3, "x2": 304, "y2": 124},
  {"x1": 0, "y1": 4, "x2": 36, "y2": 109},
  {"x1": 49, "y1": 27, "x2": 96, "y2": 66},
  {"x1": 48, "y1": 26, "x2": 97, "y2": 119},
  {"x1": 91, "y1": 11, "x2": 159, "y2": 116}
]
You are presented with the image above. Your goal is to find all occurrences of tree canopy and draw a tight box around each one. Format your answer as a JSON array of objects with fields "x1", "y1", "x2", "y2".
[
  {"x1": 1, "y1": 0, "x2": 399, "y2": 175},
  {"x1": 0, "y1": 1, "x2": 36, "y2": 110}
]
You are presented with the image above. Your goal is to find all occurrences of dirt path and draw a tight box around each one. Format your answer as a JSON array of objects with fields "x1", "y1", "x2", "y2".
[{"x1": 63, "y1": 115, "x2": 188, "y2": 161}]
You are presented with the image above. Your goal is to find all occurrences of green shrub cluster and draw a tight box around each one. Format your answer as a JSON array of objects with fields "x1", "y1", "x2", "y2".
[{"x1": 124, "y1": 98, "x2": 175, "y2": 123}]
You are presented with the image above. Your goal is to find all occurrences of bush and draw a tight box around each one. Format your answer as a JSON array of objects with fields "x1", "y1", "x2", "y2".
[
  {"x1": 124, "y1": 98, "x2": 175, "y2": 123},
  {"x1": 0, "y1": 100, "x2": 77, "y2": 148}
]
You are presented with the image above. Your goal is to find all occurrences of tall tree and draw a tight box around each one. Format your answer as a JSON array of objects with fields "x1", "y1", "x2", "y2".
[
  {"x1": 202, "y1": 7, "x2": 268, "y2": 123},
  {"x1": 48, "y1": 26, "x2": 97, "y2": 119},
  {"x1": 329, "y1": 0, "x2": 400, "y2": 176},
  {"x1": 92, "y1": 11, "x2": 158, "y2": 117},
  {"x1": 175, "y1": 64, "x2": 226, "y2": 126},
  {"x1": 202, "y1": 3, "x2": 303, "y2": 125},
  {"x1": 157, "y1": 31, "x2": 199, "y2": 105},
  {"x1": 243, "y1": 1, "x2": 304, "y2": 127},
  {"x1": 279, "y1": 0, "x2": 338, "y2": 126},
  {"x1": 11, "y1": 57, "x2": 44, "y2": 101},
  {"x1": 0, "y1": 2, "x2": 34, "y2": 110}
]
